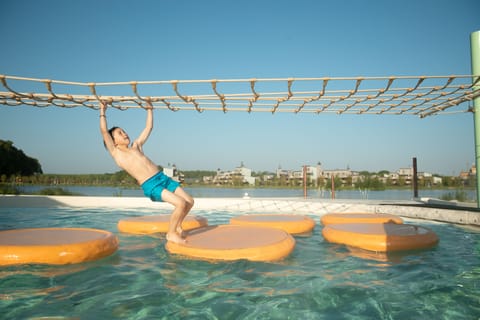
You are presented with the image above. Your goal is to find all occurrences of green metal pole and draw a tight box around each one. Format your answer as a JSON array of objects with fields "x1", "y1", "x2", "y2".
[{"x1": 471, "y1": 30, "x2": 480, "y2": 207}]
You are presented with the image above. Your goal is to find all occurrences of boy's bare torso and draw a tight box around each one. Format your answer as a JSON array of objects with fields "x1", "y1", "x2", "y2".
[{"x1": 111, "y1": 142, "x2": 159, "y2": 185}]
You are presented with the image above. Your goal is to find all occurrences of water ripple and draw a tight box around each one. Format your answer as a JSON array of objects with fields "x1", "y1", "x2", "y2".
[{"x1": 0, "y1": 208, "x2": 479, "y2": 319}]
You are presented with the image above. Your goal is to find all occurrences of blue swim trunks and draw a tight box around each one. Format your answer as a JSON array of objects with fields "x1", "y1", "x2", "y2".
[{"x1": 141, "y1": 171, "x2": 180, "y2": 202}]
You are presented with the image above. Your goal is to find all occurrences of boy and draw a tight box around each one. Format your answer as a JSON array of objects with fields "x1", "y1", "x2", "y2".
[{"x1": 99, "y1": 100, "x2": 193, "y2": 244}]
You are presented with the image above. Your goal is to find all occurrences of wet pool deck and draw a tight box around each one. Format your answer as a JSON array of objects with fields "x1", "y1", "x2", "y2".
[{"x1": 1, "y1": 195, "x2": 479, "y2": 226}]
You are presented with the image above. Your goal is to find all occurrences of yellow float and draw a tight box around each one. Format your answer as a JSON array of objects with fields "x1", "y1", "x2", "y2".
[
  {"x1": 321, "y1": 213, "x2": 403, "y2": 226},
  {"x1": 0, "y1": 228, "x2": 119, "y2": 266},
  {"x1": 322, "y1": 223, "x2": 438, "y2": 252},
  {"x1": 117, "y1": 215, "x2": 208, "y2": 234},
  {"x1": 165, "y1": 225, "x2": 296, "y2": 262},
  {"x1": 229, "y1": 214, "x2": 315, "y2": 234}
]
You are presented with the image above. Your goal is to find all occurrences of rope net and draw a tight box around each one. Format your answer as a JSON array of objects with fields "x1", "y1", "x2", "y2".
[{"x1": 1, "y1": 74, "x2": 479, "y2": 117}]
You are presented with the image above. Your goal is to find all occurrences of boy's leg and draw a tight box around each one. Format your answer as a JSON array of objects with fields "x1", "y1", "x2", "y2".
[
  {"x1": 173, "y1": 187, "x2": 194, "y2": 233},
  {"x1": 161, "y1": 189, "x2": 192, "y2": 244}
]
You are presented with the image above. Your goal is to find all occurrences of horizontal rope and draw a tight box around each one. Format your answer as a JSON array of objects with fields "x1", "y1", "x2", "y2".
[{"x1": 0, "y1": 74, "x2": 479, "y2": 117}]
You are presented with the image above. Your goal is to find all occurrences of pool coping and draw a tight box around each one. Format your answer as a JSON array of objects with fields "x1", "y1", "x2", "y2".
[{"x1": 1, "y1": 195, "x2": 479, "y2": 226}]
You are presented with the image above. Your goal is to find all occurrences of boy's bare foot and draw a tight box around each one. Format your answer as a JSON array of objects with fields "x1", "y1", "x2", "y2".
[
  {"x1": 166, "y1": 232, "x2": 187, "y2": 244},
  {"x1": 176, "y1": 227, "x2": 186, "y2": 238}
]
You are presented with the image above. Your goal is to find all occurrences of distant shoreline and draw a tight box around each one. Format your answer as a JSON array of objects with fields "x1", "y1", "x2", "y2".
[
  {"x1": 3, "y1": 182, "x2": 474, "y2": 191},
  {"x1": 1, "y1": 183, "x2": 476, "y2": 203}
]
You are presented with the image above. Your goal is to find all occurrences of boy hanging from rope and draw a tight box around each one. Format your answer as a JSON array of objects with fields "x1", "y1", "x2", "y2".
[{"x1": 99, "y1": 99, "x2": 193, "y2": 244}]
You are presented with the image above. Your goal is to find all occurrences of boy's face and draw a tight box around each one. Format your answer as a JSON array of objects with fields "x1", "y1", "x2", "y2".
[{"x1": 112, "y1": 128, "x2": 130, "y2": 146}]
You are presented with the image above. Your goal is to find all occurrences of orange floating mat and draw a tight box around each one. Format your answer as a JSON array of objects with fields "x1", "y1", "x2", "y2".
[
  {"x1": 321, "y1": 213, "x2": 403, "y2": 226},
  {"x1": 0, "y1": 228, "x2": 119, "y2": 266},
  {"x1": 117, "y1": 215, "x2": 208, "y2": 234},
  {"x1": 166, "y1": 225, "x2": 296, "y2": 262},
  {"x1": 322, "y1": 223, "x2": 438, "y2": 252},
  {"x1": 229, "y1": 214, "x2": 315, "y2": 234}
]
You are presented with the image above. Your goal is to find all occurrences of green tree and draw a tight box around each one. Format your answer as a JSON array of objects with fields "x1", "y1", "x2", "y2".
[
  {"x1": 326, "y1": 176, "x2": 342, "y2": 190},
  {"x1": 0, "y1": 140, "x2": 42, "y2": 176},
  {"x1": 183, "y1": 170, "x2": 216, "y2": 179},
  {"x1": 357, "y1": 174, "x2": 386, "y2": 190}
]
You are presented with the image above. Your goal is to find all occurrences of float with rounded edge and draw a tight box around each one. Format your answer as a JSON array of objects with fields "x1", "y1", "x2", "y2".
[
  {"x1": 0, "y1": 228, "x2": 119, "y2": 265},
  {"x1": 166, "y1": 224, "x2": 296, "y2": 261},
  {"x1": 322, "y1": 223, "x2": 438, "y2": 252},
  {"x1": 321, "y1": 213, "x2": 403, "y2": 226},
  {"x1": 230, "y1": 214, "x2": 315, "y2": 234},
  {"x1": 118, "y1": 215, "x2": 208, "y2": 234}
]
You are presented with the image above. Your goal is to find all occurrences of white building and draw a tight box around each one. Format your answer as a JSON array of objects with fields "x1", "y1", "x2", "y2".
[
  {"x1": 305, "y1": 163, "x2": 323, "y2": 181},
  {"x1": 275, "y1": 163, "x2": 324, "y2": 186},
  {"x1": 163, "y1": 165, "x2": 183, "y2": 182},
  {"x1": 433, "y1": 176, "x2": 442, "y2": 185},
  {"x1": 323, "y1": 169, "x2": 352, "y2": 179},
  {"x1": 212, "y1": 163, "x2": 256, "y2": 186},
  {"x1": 397, "y1": 167, "x2": 413, "y2": 176},
  {"x1": 233, "y1": 164, "x2": 256, "y2": 185}
]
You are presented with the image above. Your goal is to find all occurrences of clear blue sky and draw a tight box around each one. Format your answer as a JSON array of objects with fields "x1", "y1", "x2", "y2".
[{"x1": 1, "y1": 0, "x2": 479, "y2": 175}]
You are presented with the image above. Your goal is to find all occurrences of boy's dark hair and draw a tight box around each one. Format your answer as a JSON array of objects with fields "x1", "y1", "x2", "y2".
[{"x1": 103, "y1": 126, "x2": 119, "y2": 149}]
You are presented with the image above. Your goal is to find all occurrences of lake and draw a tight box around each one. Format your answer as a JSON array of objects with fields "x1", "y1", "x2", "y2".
[{"x1": 16, "y1": 185, "x2": 477, "y2": 202}]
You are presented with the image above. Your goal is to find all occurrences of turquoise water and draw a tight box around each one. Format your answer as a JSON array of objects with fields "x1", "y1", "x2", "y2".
[{"x1": 0, "y1": 207, "x2": 479, "y2": 319}]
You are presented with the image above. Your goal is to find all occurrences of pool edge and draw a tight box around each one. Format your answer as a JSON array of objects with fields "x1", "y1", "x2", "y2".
[{"x1": 1, "y1": 195, "x2": 479, "y2": 226}]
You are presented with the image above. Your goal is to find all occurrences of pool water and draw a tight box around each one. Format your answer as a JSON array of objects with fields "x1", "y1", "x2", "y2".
[{"x1": 0, "y1": 207, "x2": 479, "y2": 319}]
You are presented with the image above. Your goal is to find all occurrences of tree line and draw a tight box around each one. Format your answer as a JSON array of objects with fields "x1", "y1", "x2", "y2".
[
  {"x1": 3, "y1": 170, "x2": 470, "y2": 191},
  {"x1": 0, "y1": 139, "x2": 473, "y2": 190}
]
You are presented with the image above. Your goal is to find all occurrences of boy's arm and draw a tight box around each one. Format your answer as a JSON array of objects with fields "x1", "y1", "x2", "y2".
[
  {"x1": 99, "y1": 101, "x2": 116, "y2": 154},
  {"x1": 135, "y1": 99, "x2": 153, "y2": 146}
]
